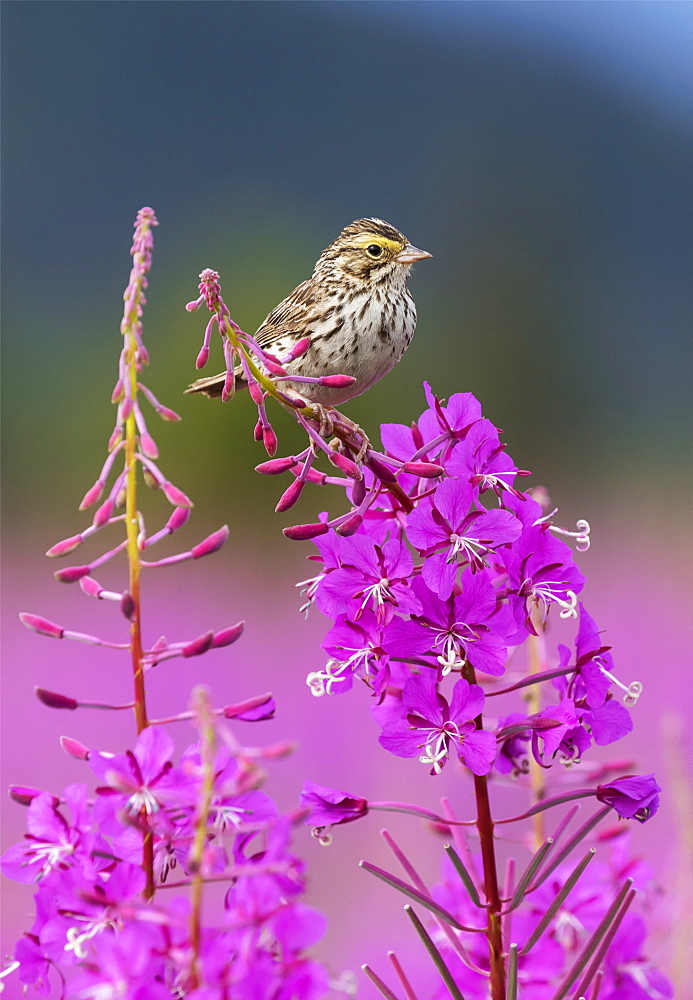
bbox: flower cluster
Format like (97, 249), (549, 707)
(3, 717), (327, 999)
(298, 384), (640, 783)
(1, 210), (329, 999)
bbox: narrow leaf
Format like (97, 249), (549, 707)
(360, 861), (468, 931)
(361, 964), (403, 1000)
(521, 849), (596, 955)
(506, 838), (553, 912)
(405, 906), (467, 1000)
(444, 844), (483, 908)
(572, 889), (636, 1000)
(549, 879), (634, 1000)
(388, 952), (419, 1000)
(506, 944), (519, 1000)
(529, 807), (610, 891)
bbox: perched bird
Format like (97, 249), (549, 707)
(186, 218), (432, 407)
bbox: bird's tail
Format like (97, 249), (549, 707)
(185, 372), (240, 398)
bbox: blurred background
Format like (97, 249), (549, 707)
(2, 1), (691, 994)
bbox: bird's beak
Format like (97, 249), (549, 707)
(394, 244), (433, 264)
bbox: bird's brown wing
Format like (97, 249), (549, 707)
(185, 278), (316, 398)
(253, 278), (317, 351)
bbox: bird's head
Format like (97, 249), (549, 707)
(315, 218), (432, 284)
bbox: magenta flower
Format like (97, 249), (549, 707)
(378, 675), (496, 775)
(384, 572), (511, 676)
(1, 785), (107, 885)
(90, 726), (188, 831)
(406, 477), (521, 598)
(596, 775), (661, 823)
(494, 712), (532, 776)
(300, 781), (369, 827)
(313, 611), (388, 696)
(444, 417), (526, 498)
(417, 383), (483, 461)
(502, 522), (585, 633)
(316, 534), (421, 625)
(530, 698), (592, 766)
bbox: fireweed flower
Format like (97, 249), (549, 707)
(316, 534), (421, 625)
(444, 416), (529, 500)
(0, 784), (108, 885)
(596, 775), (662, 823)
(89, 726), (184, 832)
(405, 477), (522, 598)
(501, 510), (586, 633)
(299, 781), (369, 828)
(378, 675), (497, 775)
(309, 610), (388, 697)
(384, 571), (512, 676)
(556, 602), (642, 710)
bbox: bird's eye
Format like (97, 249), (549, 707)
(365, 244), (383, 259)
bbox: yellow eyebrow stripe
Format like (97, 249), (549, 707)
(351, 235), (403, 253)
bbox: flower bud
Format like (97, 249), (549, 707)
(275, 478), (305, 513)
(108, 428), (124, 452)
(139, 433), (159, 460)
(80, 480), (104, 510)
(288, 336), (311, 360)
(224, 693), (275, 721)
(283, 522), (329, 541)
(9, 786), (52, 806)
(161, 482), (193, 508)
(402, 461), (445, 478)
(54, 565), (91, 584)
(263, 359), (288, 375)
(211, 622), (245, 647)
(60, 736), (90, 760)
(121, 592), (136, 620)
(20, 613), (64, 638)
(93, 498), (115, 528)
(256, 456), (298, 475)
(336, 513), (363, 536)
(168, 507), (192, 532)
(191, 525), (229, 559)
(300, 468), (327, 485)
(248, 380), (264, 406)
(318, 375), (356, 388)
(35, 688), (77, 711)
(328, 451), (362, 481)
(365, 456), (398, 483)
(182, 631), (214, 657)
(350, 477), (367, 507)
(157, 405), (182, 422)
(196, 345), (210, 369)
(46, 534), (82, 558)
(221, 374), (236, 403)
(263, 425), (278, 457)
(79, 576), (103, 598)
